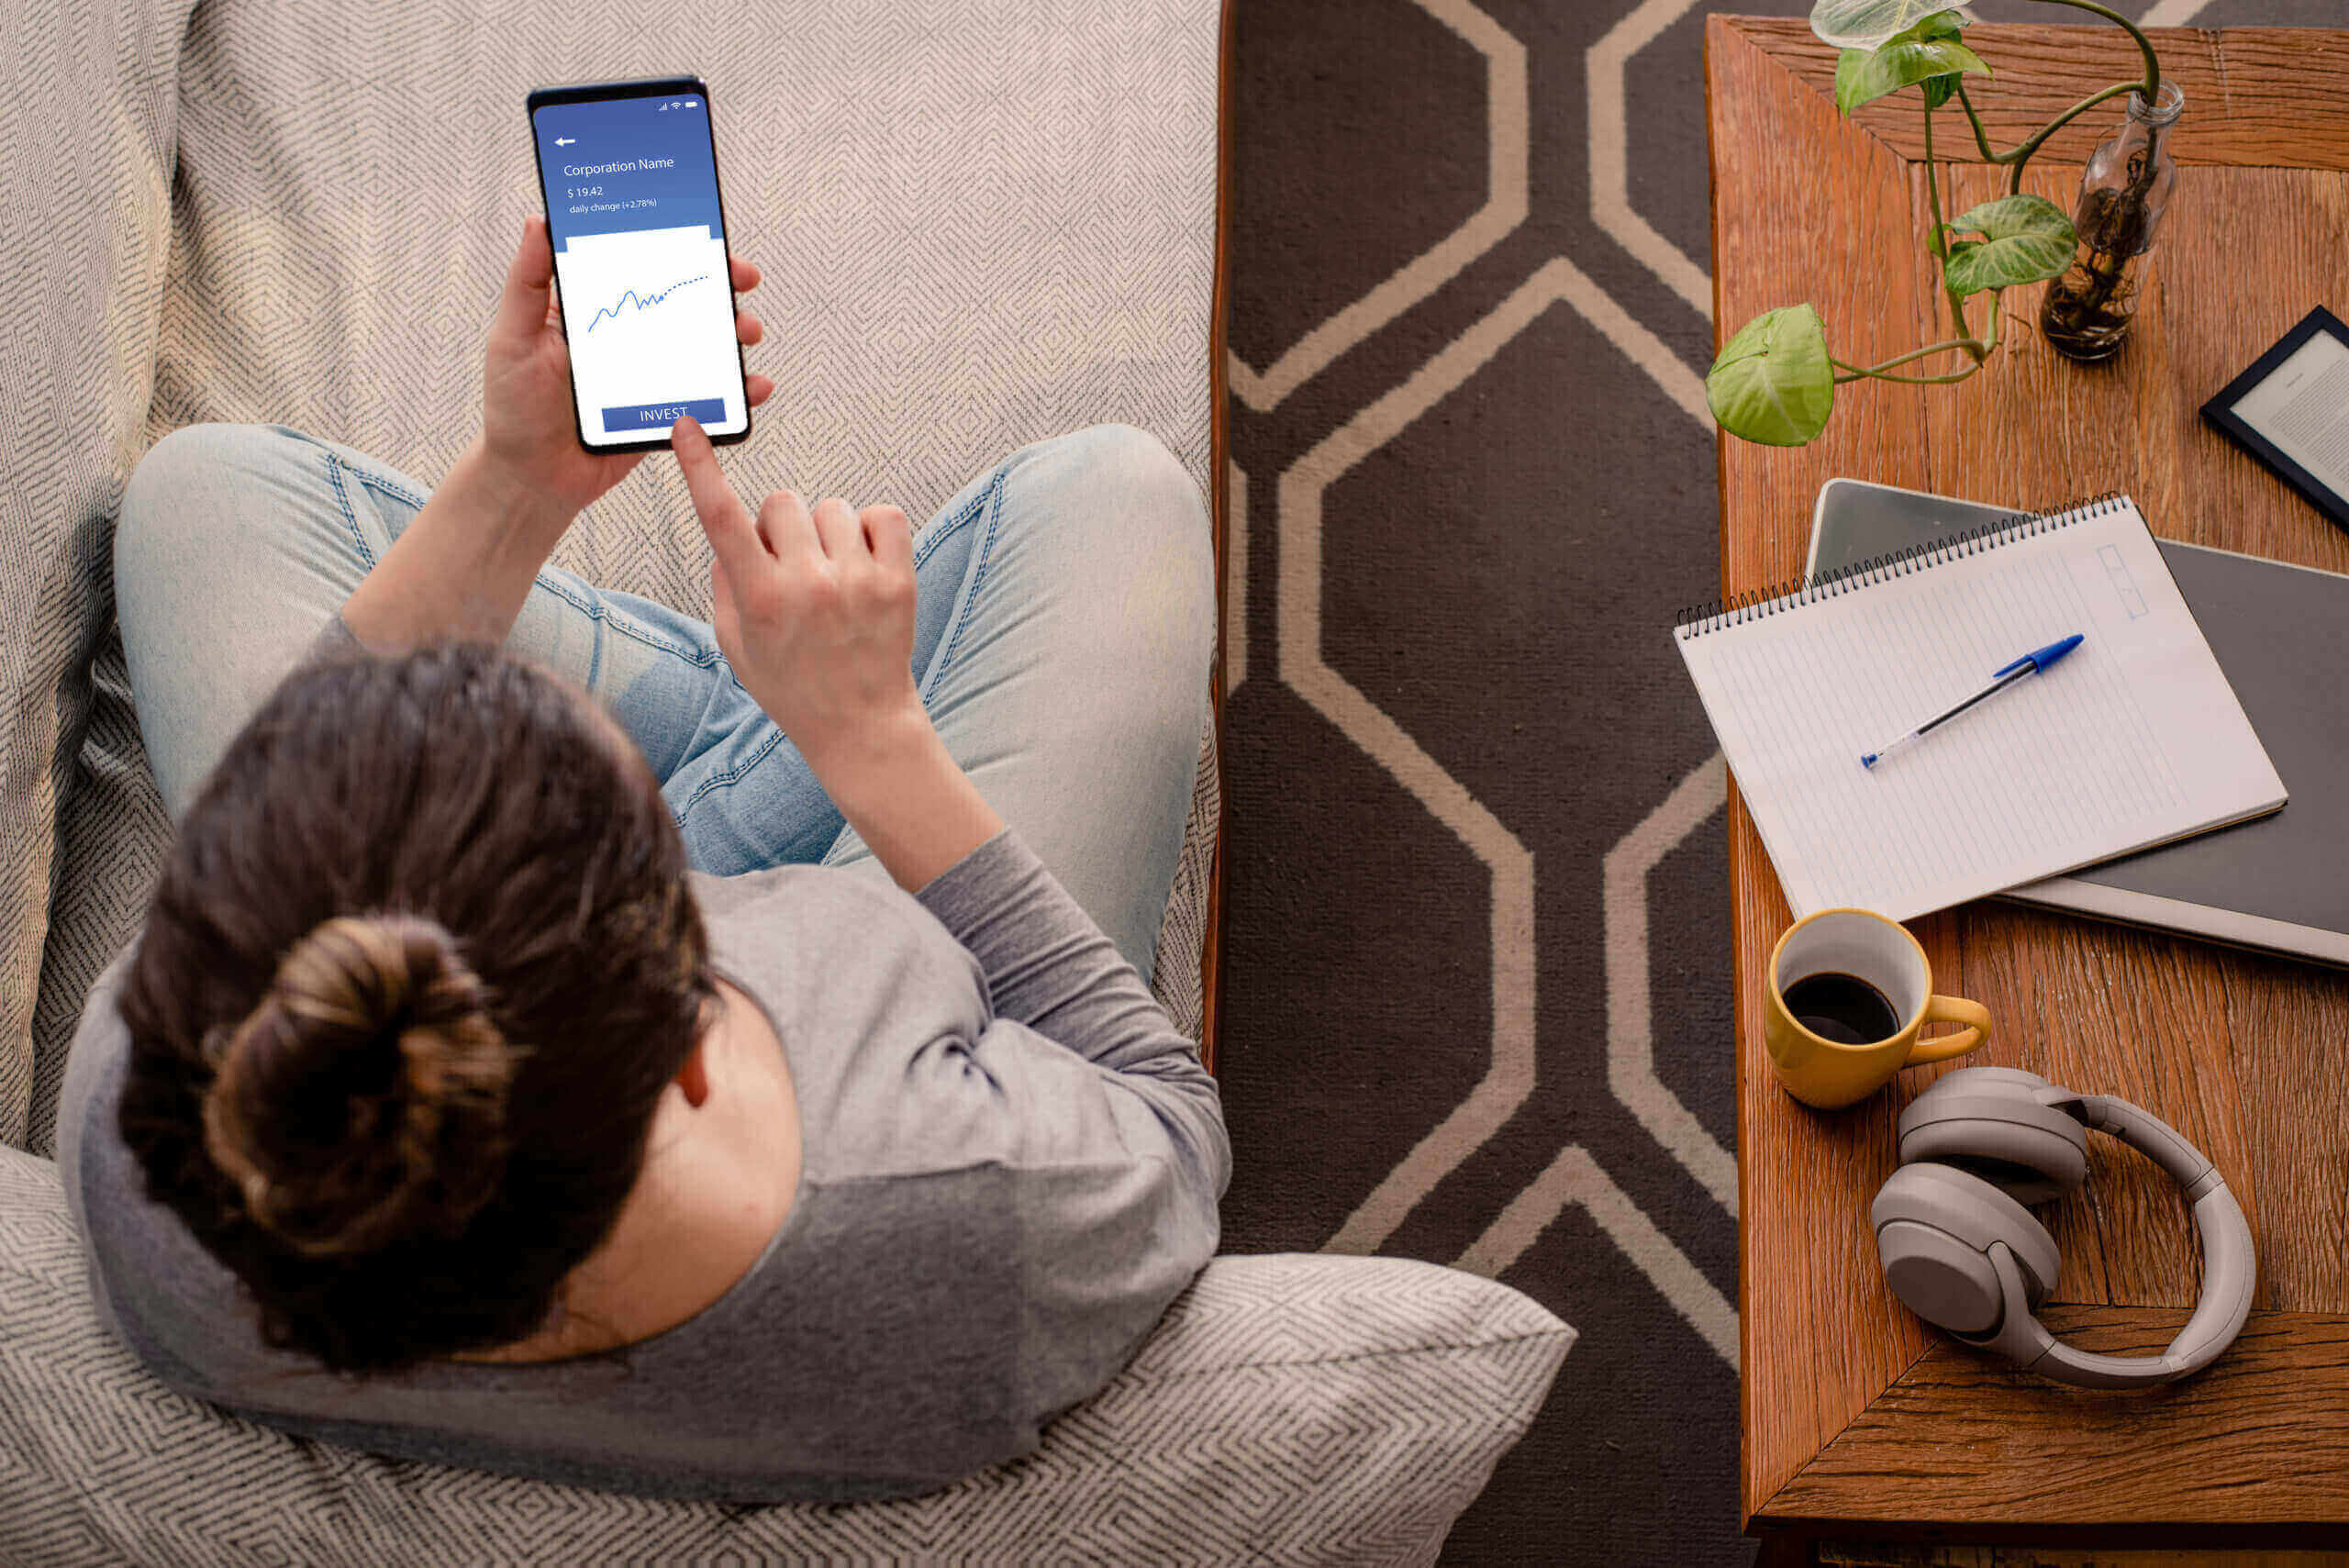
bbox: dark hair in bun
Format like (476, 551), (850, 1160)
(118, 642), (716, 1374)
(200, 914), (518, 1261)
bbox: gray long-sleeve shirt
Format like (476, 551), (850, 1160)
(59, 829), (1230, 1504)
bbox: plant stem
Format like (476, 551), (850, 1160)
(1952, 1), (2162, 193)
(1954, 83), (2001, 161)
(1922, 95), (1945, 235)
(2000, 83), (2143, 194)
(2031, 0), (2160, 106)
(1920, 99), (1981, 353)
(1839, 337), (1980, 375)
(1954, 80), (2139, 174)
(1832, 361), (1984, 386)
(1831, 295), (2002, 384)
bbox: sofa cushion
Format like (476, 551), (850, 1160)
(0, 1145), (1572, 1564)
(28, 0), (1224, 1153)
(0, 0), (196, 1151)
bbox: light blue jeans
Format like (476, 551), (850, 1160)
(112, 422), (1214, 982)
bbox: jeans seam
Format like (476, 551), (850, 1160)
(355, 470), (430, 511)
(673, 722), (788, 820)
(932, 470), (1009, 681)
(912, 484), (987, 573)
(322, 454), (379, 570)
(533, 573), (725, 669)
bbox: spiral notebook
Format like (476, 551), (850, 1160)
(1674, 494), (2287, 923)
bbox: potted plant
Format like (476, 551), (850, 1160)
(1707, 0), (2168, 447)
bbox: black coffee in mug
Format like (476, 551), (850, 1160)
(1784, 971), (1901, 1045)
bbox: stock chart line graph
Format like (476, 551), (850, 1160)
(581, 272), (711, 334)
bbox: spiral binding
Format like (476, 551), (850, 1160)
(1674, 491), (2128, 638)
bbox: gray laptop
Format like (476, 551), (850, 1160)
(1809, 478), (2349, 967)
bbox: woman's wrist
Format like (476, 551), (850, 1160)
(448, 439), (578, 550)
(805, 705), (1004, 892)
(797, 700), (932, 792)
(338, 439), (579, 651)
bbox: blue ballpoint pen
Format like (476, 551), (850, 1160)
(1862, 633), (2085, 770)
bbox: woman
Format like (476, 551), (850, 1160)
(57, 216), (1226, 1503)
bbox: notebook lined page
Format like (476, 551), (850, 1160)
(1676, 498), (2285, 921)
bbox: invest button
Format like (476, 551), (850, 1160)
(601, 397), (726, 430)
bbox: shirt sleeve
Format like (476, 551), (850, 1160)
(914, 829), (1229, 1202)
(913, 830), (1230, 1422)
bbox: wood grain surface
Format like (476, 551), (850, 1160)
(1733, 18), (2349, 172)
(1780, 1308), (2349, 1527)
(1820, 1546), (2349, 1568)
(1709, 14), (2349, 1541)
(1710, 10), (1939, 1523)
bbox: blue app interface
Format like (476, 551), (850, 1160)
(532, 91), (747, 445)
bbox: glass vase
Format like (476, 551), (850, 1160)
(2039, 82), (2183, 363)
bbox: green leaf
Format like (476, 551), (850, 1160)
(1833, 49), (1873, 113)
(1810, 0), (1974, 51)
(1939, 194), (2076, 296)
(1832, 23), (1988, 116)
(1911, 10), (1970, 107)
(1707, 305), (1834, 448)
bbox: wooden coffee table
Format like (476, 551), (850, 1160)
(1707, 17), (2349, 1551)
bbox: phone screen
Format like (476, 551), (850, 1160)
(529, 81), (750, 450)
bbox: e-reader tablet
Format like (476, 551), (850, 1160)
(2201, 306), (2349, 533)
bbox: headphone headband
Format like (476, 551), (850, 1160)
(2064, 1092), (2212, 1190)
(1876, 1068), (2254, 1389)
(2065, 1094), (2254, 1379)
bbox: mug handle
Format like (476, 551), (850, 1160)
(1906, 995), (1990, 1064)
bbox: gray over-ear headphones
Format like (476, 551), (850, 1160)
(1872, 1065), (2255, 1388)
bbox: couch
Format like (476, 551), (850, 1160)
(0, 0), (1574, 1561)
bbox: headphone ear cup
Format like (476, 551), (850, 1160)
(1897, 1070), (2089, 1207)
(1876, 1217), (2005, 1335)
(1872, 1162), (2061, 1334)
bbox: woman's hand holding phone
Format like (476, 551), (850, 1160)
(337, 219), (773, 653)
(672, 417), (1003, 891)
(478, 216), (774, 520)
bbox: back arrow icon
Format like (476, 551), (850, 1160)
(555, 137), (575, 146)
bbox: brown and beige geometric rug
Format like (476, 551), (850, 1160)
(1212, 1), (2327, 1562)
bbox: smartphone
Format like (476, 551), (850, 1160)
(526, 75), (751, 452)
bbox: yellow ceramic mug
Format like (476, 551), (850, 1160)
(1764, 907), (1990, 1109)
